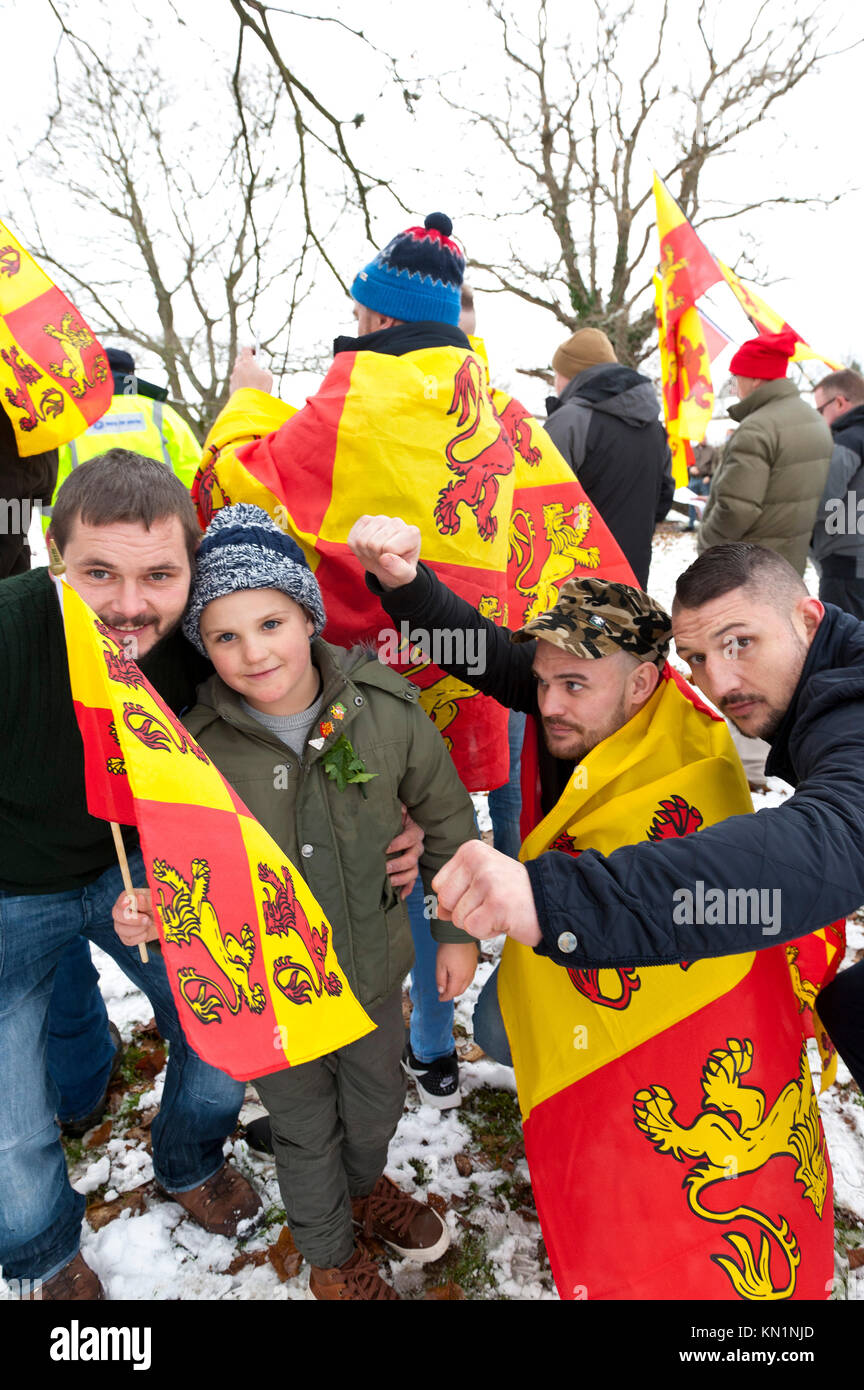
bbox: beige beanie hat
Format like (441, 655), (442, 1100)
(552, 327), (617, 380)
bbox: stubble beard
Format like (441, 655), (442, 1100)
(541, 694), (629, 763)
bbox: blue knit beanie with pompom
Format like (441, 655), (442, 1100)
(351, 212), (465, 325)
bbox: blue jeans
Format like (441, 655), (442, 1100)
(0, 850), (245, 1282)
(407, 879), (455, 1063)
(47, 936), (116, 1124)
(471, 966), (513, 1066)
(487, 710), (526, 860)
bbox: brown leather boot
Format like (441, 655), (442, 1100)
(309, 1246), (400, 1301)
(161, 1162), (261, 1236)
(27, 1252), (105, 1300)
(352, 1175), (449, 1263)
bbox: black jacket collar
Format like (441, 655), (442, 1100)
(832, 403), (864, 439)
(333, 321), (470, 359)
(766, 603), (864, 783)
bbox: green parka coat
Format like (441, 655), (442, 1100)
(698, 379), (832, 575)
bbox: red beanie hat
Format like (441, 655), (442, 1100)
(729, 329), (797, 380)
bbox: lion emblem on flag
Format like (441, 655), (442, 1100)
(434, 356), (514, 541)
(633, 1038), (827, 1300)
(153, 856), (266, 1024)
(258, 864), (342, 1004)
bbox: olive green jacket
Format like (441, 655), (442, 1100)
(183, 638), (477, 1009)
(698, 379), (832, 575)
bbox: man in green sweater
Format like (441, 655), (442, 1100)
(0, 450), (268, 1299)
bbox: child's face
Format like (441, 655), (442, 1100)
(200, 587), (318, 716)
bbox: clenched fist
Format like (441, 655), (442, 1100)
(347, 514), (421, 590)
(432, 841), (542, 947)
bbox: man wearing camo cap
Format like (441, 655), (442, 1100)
(513, 576), (670, 660)
(348, 515), (670, 1056)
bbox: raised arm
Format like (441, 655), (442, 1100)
(347, 514), (537, 713)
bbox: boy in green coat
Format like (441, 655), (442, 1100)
(116, 504), (477, 1300)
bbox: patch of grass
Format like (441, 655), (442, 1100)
(118, 1043), (146, 1086)
(60, 1134), (86, 1166)
(461, 1086), (524, 1165)
(434, 1230), (498, 1299)
(492, 1176), (536, 1215)
(255, 1203), (287, 1235)
(452, 1179), (483, 1219)
(408, 1156), (430, 1186)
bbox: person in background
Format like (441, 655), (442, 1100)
(222, 214), (492, 1111)
(44, 347), (202, 529)
(811, 367), (864, 620)
(698, 330), (832, 574)
(0, 407), (57, 578)
(543, 326), (674, 587)
(698, 330), (833, 789)
(683, 438), (715, 532)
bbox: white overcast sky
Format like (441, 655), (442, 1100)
(1, 0), (862, 425)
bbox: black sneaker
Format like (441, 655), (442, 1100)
(402, 1046), (461, 1110)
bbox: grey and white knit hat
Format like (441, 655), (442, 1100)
(183, 503), (326, 655)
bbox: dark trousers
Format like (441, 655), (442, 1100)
(253, 986), (406, 1268)
(819, 573), (864, 622)
(817, 959), (864, 1094)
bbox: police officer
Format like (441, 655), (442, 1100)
(43, 348), (201, 529)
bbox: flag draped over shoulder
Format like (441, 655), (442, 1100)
(0, 218), (112, 455)
(192, 347), (633, 791)
(717, 259), (842, 372)
(54, 574), (373, 1082)
(499, 669), (834, 1301)
(653, 174), (723, 487)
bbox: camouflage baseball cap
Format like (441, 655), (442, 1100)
(511, 577), (671, 667)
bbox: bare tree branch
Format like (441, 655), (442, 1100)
(450, 0), (863, 364)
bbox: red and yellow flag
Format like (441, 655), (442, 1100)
(500, 670), (834, 1301)
(0, 218), (112, 455)
(192, 349), (632, 791)
(653, 175), (723, 487)
(787, 923), (846, 1090)
(717, 259), (842, 371)
(54, 574), (373, 1082)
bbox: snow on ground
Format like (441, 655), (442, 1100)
(2, 521), (861, 1301)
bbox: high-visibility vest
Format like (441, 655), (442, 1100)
(44, 393), (203, 528)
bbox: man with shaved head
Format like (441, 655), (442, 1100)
(350, 518), (843, 1297)
(428, 541), (864, 1092)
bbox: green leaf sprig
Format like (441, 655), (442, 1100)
(321, 734), (378, 797)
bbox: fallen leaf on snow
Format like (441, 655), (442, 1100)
(85, 1120), (112, 1149)
(86, 1184), (150, 1231)
(227, 1249), (270, 1276)
(268, 1225), (303, 1282)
